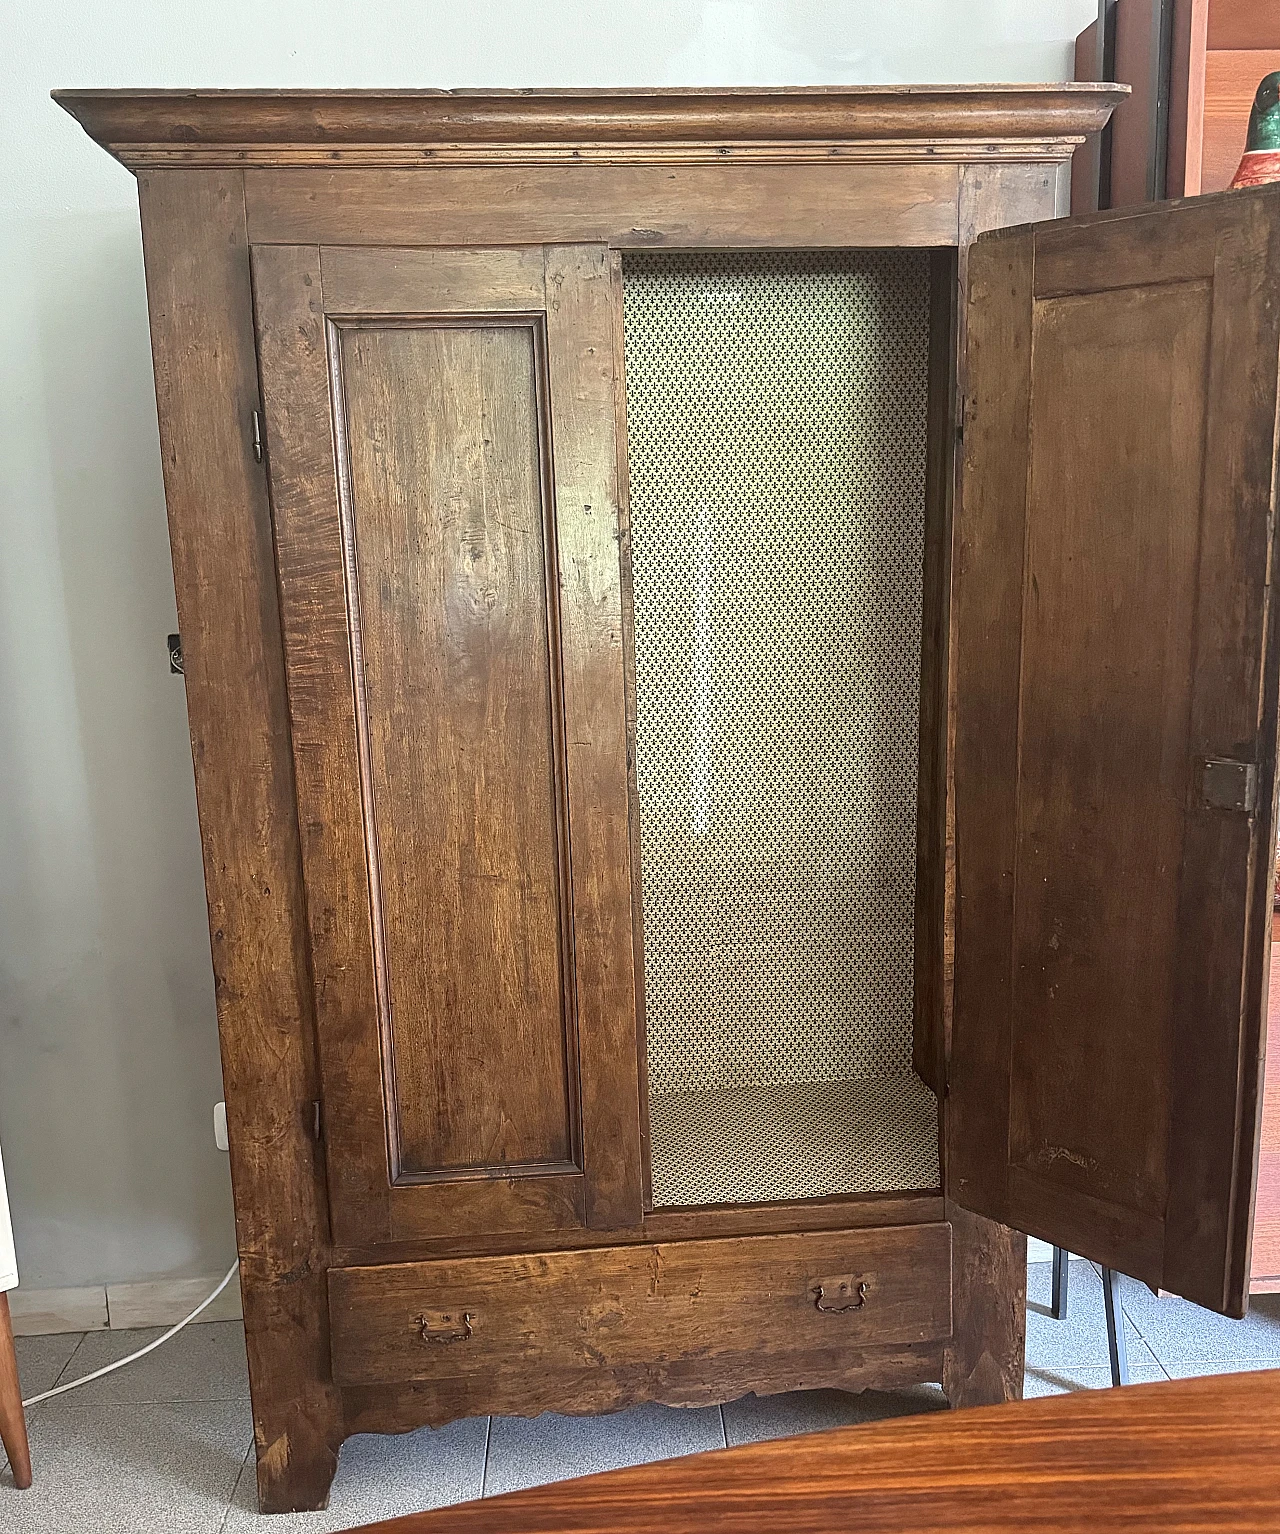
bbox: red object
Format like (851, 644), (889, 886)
(1230, 148), (1280, 186)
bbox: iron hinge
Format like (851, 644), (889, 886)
(251, 408), (264, 464)
(1202, 758), (1258, 813)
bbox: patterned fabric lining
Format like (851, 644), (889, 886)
(621, 250), (930, 1098)
(621, 251), (935, 1206)
(649, 1072), (941, 1207)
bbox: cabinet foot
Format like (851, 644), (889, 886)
(943, 1202), (1026, 1409)
(243, 1269), (344, 1514)
(254, 1426), (341, 1515)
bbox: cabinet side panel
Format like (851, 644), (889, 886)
(336, 321), (577, 1178)
(135, 171), (342, 1514)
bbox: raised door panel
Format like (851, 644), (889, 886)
(950, 188), (1280, 1316)
(252, 244), (642, 1247)
(338, 318), (574, 1181)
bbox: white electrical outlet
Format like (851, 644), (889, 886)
(213, 1101), (229, 1152)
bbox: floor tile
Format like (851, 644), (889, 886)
(1026, 1259), (1154, 1369)
(1023, 1362), (1169, 1398)
(484, 1402), (724, 1497)
(1121, 1286), (1280, 1367)
(0, 1400), (251, 1531)
(723, 1384), (946, 1447)
(221, 1415), (489, 1533)
(35, 1320), (249, 1405)
(11, 1332), (84, 1400)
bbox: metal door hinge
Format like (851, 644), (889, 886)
(1202, 758), (1258, 813)
(251, 409), (264, 464)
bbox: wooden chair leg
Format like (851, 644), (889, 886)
(0, 1293), (31, 1489)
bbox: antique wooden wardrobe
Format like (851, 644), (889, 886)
(58, 84), (1280, 1514)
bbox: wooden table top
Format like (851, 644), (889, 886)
(344, 1370), (1280, 1533)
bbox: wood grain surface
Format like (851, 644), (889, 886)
(951, 187), (1280, 1314)
(342, 1370), (1280, 1534)
(253, 242), (642, 1248)
(337, 318), (575, 1180)
(63, 86), (1140, 1513)
(51, 85), (1127, 171)
(243, 163), (963, 251)
(328, 1226), (953, 1391)
(135, 172), (344, 1514)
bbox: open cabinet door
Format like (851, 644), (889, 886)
(949, 186), (1280, 1316)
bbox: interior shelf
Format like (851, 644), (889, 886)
(648, 1071), (941, 1208)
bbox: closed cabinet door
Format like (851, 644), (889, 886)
(950, 186), (1280, 1316)
(252, 244), (643, 1248)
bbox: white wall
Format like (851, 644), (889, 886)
(0, 0), (1097, 1290)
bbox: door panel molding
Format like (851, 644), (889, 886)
(950, 186), (1280, 1315)
(252, 242), (643, 1246)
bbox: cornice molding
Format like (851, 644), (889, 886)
(53, 85), (1129, 171)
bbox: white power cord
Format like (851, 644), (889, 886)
(21, 1260), (240, 1408)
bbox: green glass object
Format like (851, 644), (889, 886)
(1230, 72), (1280, 187)
(1245, 73), (1280, 153)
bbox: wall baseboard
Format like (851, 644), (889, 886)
(9, 1270), (242, 1336)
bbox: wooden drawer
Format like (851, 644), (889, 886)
(328, 1223), (952, 1387)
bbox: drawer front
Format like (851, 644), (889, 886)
(328, 1223), (952, 1387)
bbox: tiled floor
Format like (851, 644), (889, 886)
(3, 1259), (1278, 1532)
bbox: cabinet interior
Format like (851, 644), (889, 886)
(620, 248), (944, 1208)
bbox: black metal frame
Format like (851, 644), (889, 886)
(1049, 1248), (1129, 1387)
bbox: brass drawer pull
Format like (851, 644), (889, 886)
(813, 1276), (869, 1313)
(415, 1310), (473, 1345)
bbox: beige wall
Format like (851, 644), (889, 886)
(0, 0), (1097, 1290)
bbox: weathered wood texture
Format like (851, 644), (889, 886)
(338, 319), (575, 1180)
(58, 87), (1139, 1516)
(135, 171), (343, 1514)
(942, 1202), (1026, 1408)
(254, 242), (642, 1247)
(951, 188), (1280, 1314)
(938, 161), (1063, 1095)
(348, 1370), (1280, 1534)
(340, 1342), (947, 1439)
(52, 85), (1127, 170)
(329, 1226), (952, 1402)
(244, 163), (964, 250)
(330, 1194), (948, 1269)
